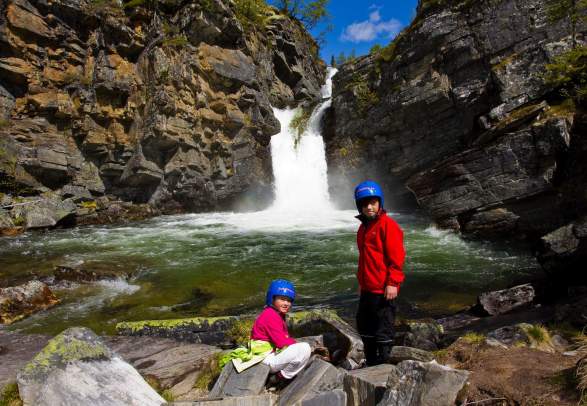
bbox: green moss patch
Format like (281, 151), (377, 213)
(22, 328), (111, 377)
(116, 316), (237, 334)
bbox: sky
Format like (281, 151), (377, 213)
(306, 0), (420, 62)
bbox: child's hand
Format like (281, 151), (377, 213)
(384, 285), (398, 300)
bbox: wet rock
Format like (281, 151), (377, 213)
(476, 284), (535, 316)
(278, 357), (344, 406)
(387, 346), (434, 364)
(0, 281), (60, 325)
(377, 360), (469, 406)
(343, 364), (395, 406)
(51, 265), (129, 285)
(209, 361), (269, 398)
(181, 394), (276, 405)
(435, 313), (481, 332)
(289, 310), (364, 369)
(487, 323), (556, 352)
(116, 316), (239, 347)
(16, 327), (165, 406)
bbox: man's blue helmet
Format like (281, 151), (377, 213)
(265, 279), (296, 306)
(354, 180), (384, 212)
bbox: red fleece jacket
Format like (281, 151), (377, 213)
(356, 210), (406, 294)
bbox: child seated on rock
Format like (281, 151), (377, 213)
(252, 279), (311, 384)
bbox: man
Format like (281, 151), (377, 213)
(354, 180), (406, 366)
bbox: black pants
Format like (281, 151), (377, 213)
(356, 291), (396, 366)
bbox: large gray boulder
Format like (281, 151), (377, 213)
(343, 364), (395, 406)
(172, 394), (276, 405)
(278, 357), (345, 406)
(476, 283), (535, 316)
(377, 361), (469, 406)
(209, 361), (270, 398)
(17, 327), (165, 406)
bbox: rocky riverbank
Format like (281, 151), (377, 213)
(1, 288), (586, 405)
(0, 0), (325, 236)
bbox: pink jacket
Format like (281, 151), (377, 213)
(250, 307), (296, 349)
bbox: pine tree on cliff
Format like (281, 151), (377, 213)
(330, 55), (336, 67)
(273, 0), (330, 29)
(547, 0), (587, 48)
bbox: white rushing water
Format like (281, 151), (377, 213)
(269, 67), (338, 214)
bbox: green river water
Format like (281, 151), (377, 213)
(0, 209), (539, 335)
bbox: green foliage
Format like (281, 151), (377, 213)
(335, 49), (356, 65)
(161, 390), (174, 402)
(289, 106), (313, 147)
(543, 45), (587, 102)
(0, 119), (10, 128)
(272, 0), (330, 30)
(369, 44), (383, 54)
(80, 201), (98, 210)
(13, 215), (26, 227)
(0, 382), (22, 406)
(234, 0), (270, 31)
(345, 74), (379, 117)
(226, 318), (254, 346)
(524, 324), (550, 344)
(546, 0), (587, 46)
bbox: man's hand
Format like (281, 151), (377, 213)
(384, 285), (398, 300)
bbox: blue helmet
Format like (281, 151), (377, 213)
(265, 279), (296, 306)
(354, 180), (384, 212)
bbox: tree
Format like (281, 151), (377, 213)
(547, 0), (587, 48)
(272, 0), (330, 30)
(330, 55), (336, 67)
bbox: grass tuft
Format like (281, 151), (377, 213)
(194, 352), (225, 391)
(0, 382), (22, 406)
(226, 318), (254, 347)
(461, 332), (485, 345)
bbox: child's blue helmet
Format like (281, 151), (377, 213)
(265, 279), (296, 306)
(354, 180), (384, 212)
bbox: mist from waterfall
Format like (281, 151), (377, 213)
(269, 67), (338, 214)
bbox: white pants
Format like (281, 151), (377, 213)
(262, 342), (311, 379)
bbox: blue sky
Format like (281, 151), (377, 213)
(306, 1), (420, 62)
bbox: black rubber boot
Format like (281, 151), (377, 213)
(362, 337), (379, 366)
(377, 343), (393, 364)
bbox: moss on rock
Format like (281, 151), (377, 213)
(21, 327), (111, 377)
(116, 316), (238, 334)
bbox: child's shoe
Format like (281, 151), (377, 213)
(266, 371), (291, 391)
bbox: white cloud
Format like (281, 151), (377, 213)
(340, 8), (402, 43)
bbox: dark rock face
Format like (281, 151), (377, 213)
(327, 0), (586, 279)
(0, 0), (325, 227)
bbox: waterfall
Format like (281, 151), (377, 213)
(270, 67), (338, 213)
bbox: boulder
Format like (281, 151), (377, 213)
(476, 284), (535, 316)
(278, 357), (344, 406)
(116, 316), (239, 347)
(13, 196), (76, 229)
(387, 346), (434, 364)
(176, 394), (276, 405)
(208, 361), (269, 398)
(299, 389), (346, 406)
(0, 281), (60, 325)
(16, 327), (165, 406)
(377, 360), (469, 406)
(52, 265), (130, 284)
(343, 364), (395, 406)
(486, 323), (556, 352)
(105, 336), (221, 399)
(289, 310), (364, 369)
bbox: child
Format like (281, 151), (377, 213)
(252, 279), (311, 383)
(354, 180), (406, 366)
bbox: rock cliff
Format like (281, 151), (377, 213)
(326, 0), (586, 280)
(0, 0), (325, 228)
